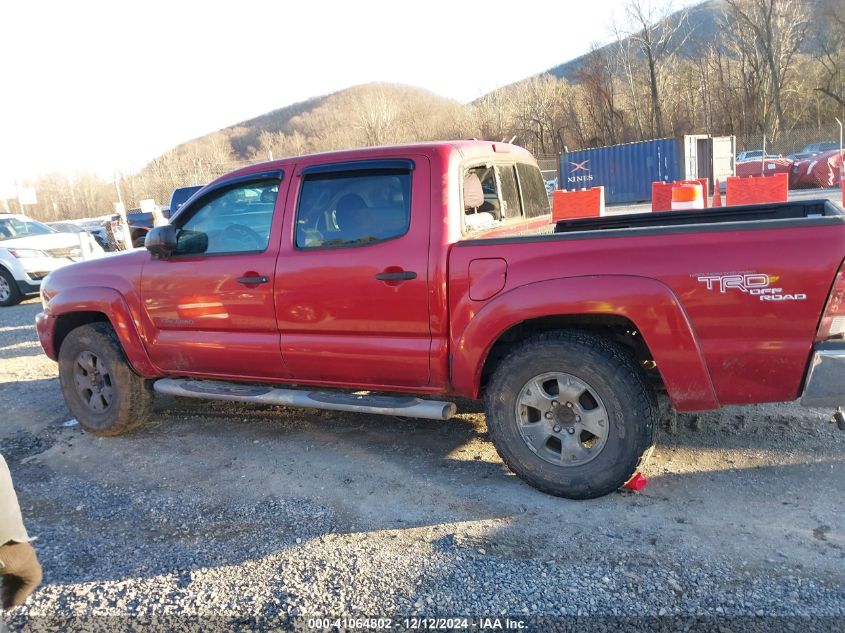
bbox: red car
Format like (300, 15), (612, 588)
(34, 141), (845, 498)
(736, 157), (793, 179)
(790, 149), (844, 188)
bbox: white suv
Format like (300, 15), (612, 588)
(0, 214), (104, 306)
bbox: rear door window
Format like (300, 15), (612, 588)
(295, 169), (412, 249)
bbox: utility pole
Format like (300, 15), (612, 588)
(113, 171), (124, 208)
(14, 180), (24, 214)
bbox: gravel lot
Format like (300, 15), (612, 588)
(1, 299), (843, 631)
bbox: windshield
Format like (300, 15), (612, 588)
(0, 216), (56, 241)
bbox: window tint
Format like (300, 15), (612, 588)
(296, 170), (411, 248)
(516, 163), (552, 218)
(498, 165), (522, 219)
(176, 179), (278, 255)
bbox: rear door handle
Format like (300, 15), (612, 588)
(374, 271), (417, 281)
(237, 275), (269, 285)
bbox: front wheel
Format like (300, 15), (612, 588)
(484, 331), (657, 499)
(0, 268), (23, 307)
(58, 323), (153, 436)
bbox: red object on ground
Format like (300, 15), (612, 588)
(726, 173), (789, 206)
(651, 181), (673, 211)
(653, 178), (709, 212)
(622, 473), (648, 491)
(712, 179), (722, 207)
(552, 186), (605, 220)
(671, 182), (704, 210)
(790, 150), (844, 189)
(736, 158), (793, 179)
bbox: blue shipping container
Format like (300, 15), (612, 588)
(561, 138), (683, 205)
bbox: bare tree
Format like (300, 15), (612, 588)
(621, 0), (692, 138)
(576, 46), (624, 145)
(724, 0), (807, 134)
(814, 0), (845, 113)
(510, 75), (570, 154)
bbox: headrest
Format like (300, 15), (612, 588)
(463, 173), (484, 209)
(335, 194), (369, 228)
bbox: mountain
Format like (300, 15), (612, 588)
(545, 1), (723, 82)
(166, 84), (465, 163)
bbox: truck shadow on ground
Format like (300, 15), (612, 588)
(8, 397), (845, 592)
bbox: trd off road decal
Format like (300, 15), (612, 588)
(695, 272), (807, 301)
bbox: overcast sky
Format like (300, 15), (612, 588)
(0, 0), (667, 192)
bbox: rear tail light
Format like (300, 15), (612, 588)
(817, 260), (845, 340)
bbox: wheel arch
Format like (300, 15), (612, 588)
(480, 313), (655, 388)
(54, 311), (110, 357)
(42, 287), (159, 377)
(451, 275), (719, 412)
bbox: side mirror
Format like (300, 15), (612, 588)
(145, 225), (177, 259)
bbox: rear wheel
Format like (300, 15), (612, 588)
(0, 268), (23, 307)
(58, 323), (153, 436)
(484, 331), (657, 499)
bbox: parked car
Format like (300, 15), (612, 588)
(736, 150), (782, 162)
(787, 141), (840, 162)
(799, 141), (839, 155)
(34, 140), (845, 500)
(47, 219), (112, 251)
(169, 185), (205, 217)
(71, 217), (113, 251)
(736, 157), (794, 178)
(46, 221), (85, 234)
(0, 213), (103, 306)
(790, 149), (844, 189)
(126, 208), (171, 248)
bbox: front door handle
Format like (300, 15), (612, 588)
(237, 275), (269, 285)
(374, 271), (417, 281)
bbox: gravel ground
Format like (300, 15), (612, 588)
(1, 299), (843, 632)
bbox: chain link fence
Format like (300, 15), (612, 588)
(735, 124), (843, 159)
(734, 124), (843, 189)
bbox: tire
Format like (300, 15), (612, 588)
(0, 268), (24, 307)
(58, 323), (153, 436)
(484, 330), (657, 499)
(132, 236), (146, 249)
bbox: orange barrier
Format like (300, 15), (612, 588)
(652, 178), (709, 212)
(553, 187), (605, 220)
(671, 182), (704, 210)
(651, 182), (673, 212)
(725, 173), (788, 206)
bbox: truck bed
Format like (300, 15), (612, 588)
(553, 200), (842, 235)
(450, 197), (845, 408)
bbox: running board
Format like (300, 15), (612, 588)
(153, 378), (457, 421)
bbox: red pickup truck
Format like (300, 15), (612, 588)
(35, 141), (845, 499)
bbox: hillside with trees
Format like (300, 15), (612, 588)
(8, 0), (844, 220)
